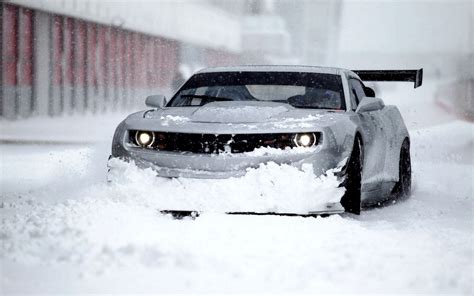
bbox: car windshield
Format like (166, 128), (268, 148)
(168, 71), (346, 110)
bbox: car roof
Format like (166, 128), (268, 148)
(196, 65), (348, 76)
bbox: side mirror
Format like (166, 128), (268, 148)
(356, 97), (385, 113)
(145, 95), (167, 109)
(364, 86), (376, 97)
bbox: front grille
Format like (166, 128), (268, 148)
(129, 131), (319, 154)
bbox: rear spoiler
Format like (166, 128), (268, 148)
(353, 68), (423, 88)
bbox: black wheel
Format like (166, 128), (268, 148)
(392, 139), (411, 199)
(340, 137), (363, 215)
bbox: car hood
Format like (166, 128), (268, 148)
(124, 101), (350, 134)
(187, 101), (291, 123)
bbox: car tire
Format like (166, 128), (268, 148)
(340, 137), (363, 215)
(392, 139), (411, 199)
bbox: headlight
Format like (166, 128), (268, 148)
(293, 133), (317, 147)
(135, 131), (155, 147)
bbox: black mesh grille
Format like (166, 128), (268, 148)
(129, 131), (319, 154)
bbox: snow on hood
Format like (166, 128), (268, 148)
(189, 101), (290, 123)
(137, 103), (347, 133)
(159, 115), (190, 126)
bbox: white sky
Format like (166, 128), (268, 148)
(338, 0), (473, 54)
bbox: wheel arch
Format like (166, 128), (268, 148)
(354, 130), (364, 166)
(396, 136), (411, 174)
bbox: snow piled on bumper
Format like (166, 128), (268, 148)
(107, 158), (344, 214)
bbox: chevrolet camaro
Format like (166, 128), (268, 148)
(109, 65), (423, 216)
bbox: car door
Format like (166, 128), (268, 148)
(349, 78), (396, 191)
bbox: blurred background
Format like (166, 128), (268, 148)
(0, 0), (472, 122)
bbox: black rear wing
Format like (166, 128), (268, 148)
(353, 68), (423, 88)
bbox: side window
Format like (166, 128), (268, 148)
(349, 79), (366, 110)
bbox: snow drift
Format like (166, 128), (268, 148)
(107, 158), (344, 214)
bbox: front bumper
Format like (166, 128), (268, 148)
(107, 145), (348, 215)
(109, 144), (340, 179)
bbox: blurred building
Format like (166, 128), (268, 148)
(0, 0), (342, 119)
(275, 0), (343, 66)
(240, 0), (294, 64)
(0, 0), (243, 119)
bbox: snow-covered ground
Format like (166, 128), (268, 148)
(0, 112), (128, 144)
(0, 84), (473, 294)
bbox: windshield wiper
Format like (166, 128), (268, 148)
(181, 94), (234, 101)
(288, 105), (335, 110)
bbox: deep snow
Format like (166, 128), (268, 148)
(107, 158), (344, 214)
(0, 82), (473, 294)
(1, 120), (472, 294)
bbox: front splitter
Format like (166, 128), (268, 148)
(160, 208), (345, 219)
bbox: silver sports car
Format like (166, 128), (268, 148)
(109, 65), (422, 215)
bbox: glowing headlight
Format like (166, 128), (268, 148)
(135, 131), (155, 147)
(293, 133), (317, 147)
